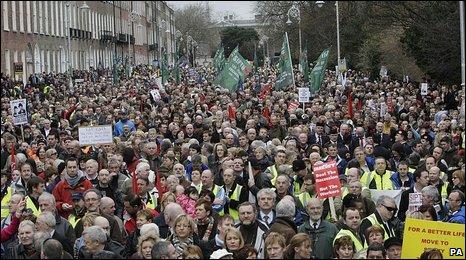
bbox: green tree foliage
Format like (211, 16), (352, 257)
(220, 27), (259, 60)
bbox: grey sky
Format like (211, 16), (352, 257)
(167, 1), (257, 21)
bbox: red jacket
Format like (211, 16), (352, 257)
(53, 176), (93, 219)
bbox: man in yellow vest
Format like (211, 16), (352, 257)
(360, 157), (394, 190)
(333, 207), (367, 256)
(360, 195), (398, 245)
(1, 170), (13, 218)
(264, 150), (288, 186)
(222, 169), (247, 221)
(201, 169), (226, 214)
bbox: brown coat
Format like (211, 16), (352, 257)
(266, 217), (297, 244)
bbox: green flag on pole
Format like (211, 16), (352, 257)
(213, 46), (251, 93)
(213, 45), (225, 73)
(161, 47), (169, 84)
(174, 42), (180, 84)
(275, 33), (294, 90)
(300, 47), (309, 85)
(309, 48), (330, 94)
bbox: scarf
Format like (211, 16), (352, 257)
(65, 170), (84, 189)
(171, 233), (193, 257)
(195, 216), (214, 241)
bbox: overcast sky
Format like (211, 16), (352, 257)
(167, 1), (257, 21)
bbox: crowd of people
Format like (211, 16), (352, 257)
(0, 61), (465, 259)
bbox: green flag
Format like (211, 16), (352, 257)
(275, 33), (294, 90)
(174, 42), (180, 84)
(253, 45), (259, 73)
(300, 47), (309, 85)
(213, 45), (225, 73)
(213, 46), (252, 93)
(310, 48), (330, 94)
(161, 48), (169, 84)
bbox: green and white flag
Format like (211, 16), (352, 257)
(213, 45), (226, 73)
(310, 48), (330, 94)
(275, 33), (294, 90)
(161, 48), (169, 84)
(213, 46), (251, 93)
(300, 47), (309, 85)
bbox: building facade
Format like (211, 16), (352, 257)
(1, 1), (175, 83)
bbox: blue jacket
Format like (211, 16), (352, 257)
(444, 206), (465, 224)
(390, 171), (415, 190)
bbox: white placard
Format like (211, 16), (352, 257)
(150, 89), (161, 101)
(370, 189), (403, 211)
(10, 99), (28, 125)
(420, 83), (428, 96)
(78, 125), (113, 146)
(298, 87), (310, 103)
(408, 192), (423, 212)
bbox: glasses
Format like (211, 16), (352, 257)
(452, 176), (458, 179)
(50, 152), (57, 156)
(382, 204), (397, 213)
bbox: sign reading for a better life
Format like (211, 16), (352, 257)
(313, 161), (341, 199)
(402, 218), (465, 259)
(78, 125), (113, 146)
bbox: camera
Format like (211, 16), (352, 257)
(22, 208), (33, 215)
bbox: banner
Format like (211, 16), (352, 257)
(300, 47), (309, 85)
(10, 99), (28, 125)
(313, 161), (341, 199)
(275, 33), (294, 90)
(401, 218), (465, 259)
(310, 48), (330, 94)
(369, 189), (402, 209)
(78, 125), (113, 146)
(213, 46), (251, 93)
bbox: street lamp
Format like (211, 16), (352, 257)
(65, 1), (89, 92)
(128, 10), (141, 65)
(260, 35), (269, 66)
(192, 40), (198, 67)
(316, 1), (340, 65)
(287, 2), (301, 59)
(186, 34), (193, 66)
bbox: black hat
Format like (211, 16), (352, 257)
(292, 159), (306, 172)
(384, 237), (403, 249)
(329, 128), (338, 135)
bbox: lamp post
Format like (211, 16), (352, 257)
(192, 40), (198, 67)
(65, 1), (89, 93)
(128, 10), (140, 65)
(186, 34), (193, 66)
(175, 30), (183, 57)
(287, 2), (301, 59)
(316, 1), (340, 65)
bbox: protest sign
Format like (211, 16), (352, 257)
(408, 192), (423, 212)
(402, 218), (465, 259)
(370, 189), (402, 209)
(78, 125), (113, 146)
(10, 99), (28, 125)
(313, 161), (341, 199)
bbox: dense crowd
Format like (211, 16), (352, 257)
(0, 62), (465, 259)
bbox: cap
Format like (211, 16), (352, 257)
(210, 249), (233, 259)
(292, 159), (306, 172)
(71, 193), (83, 201)
(384, 237), (403, 249)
